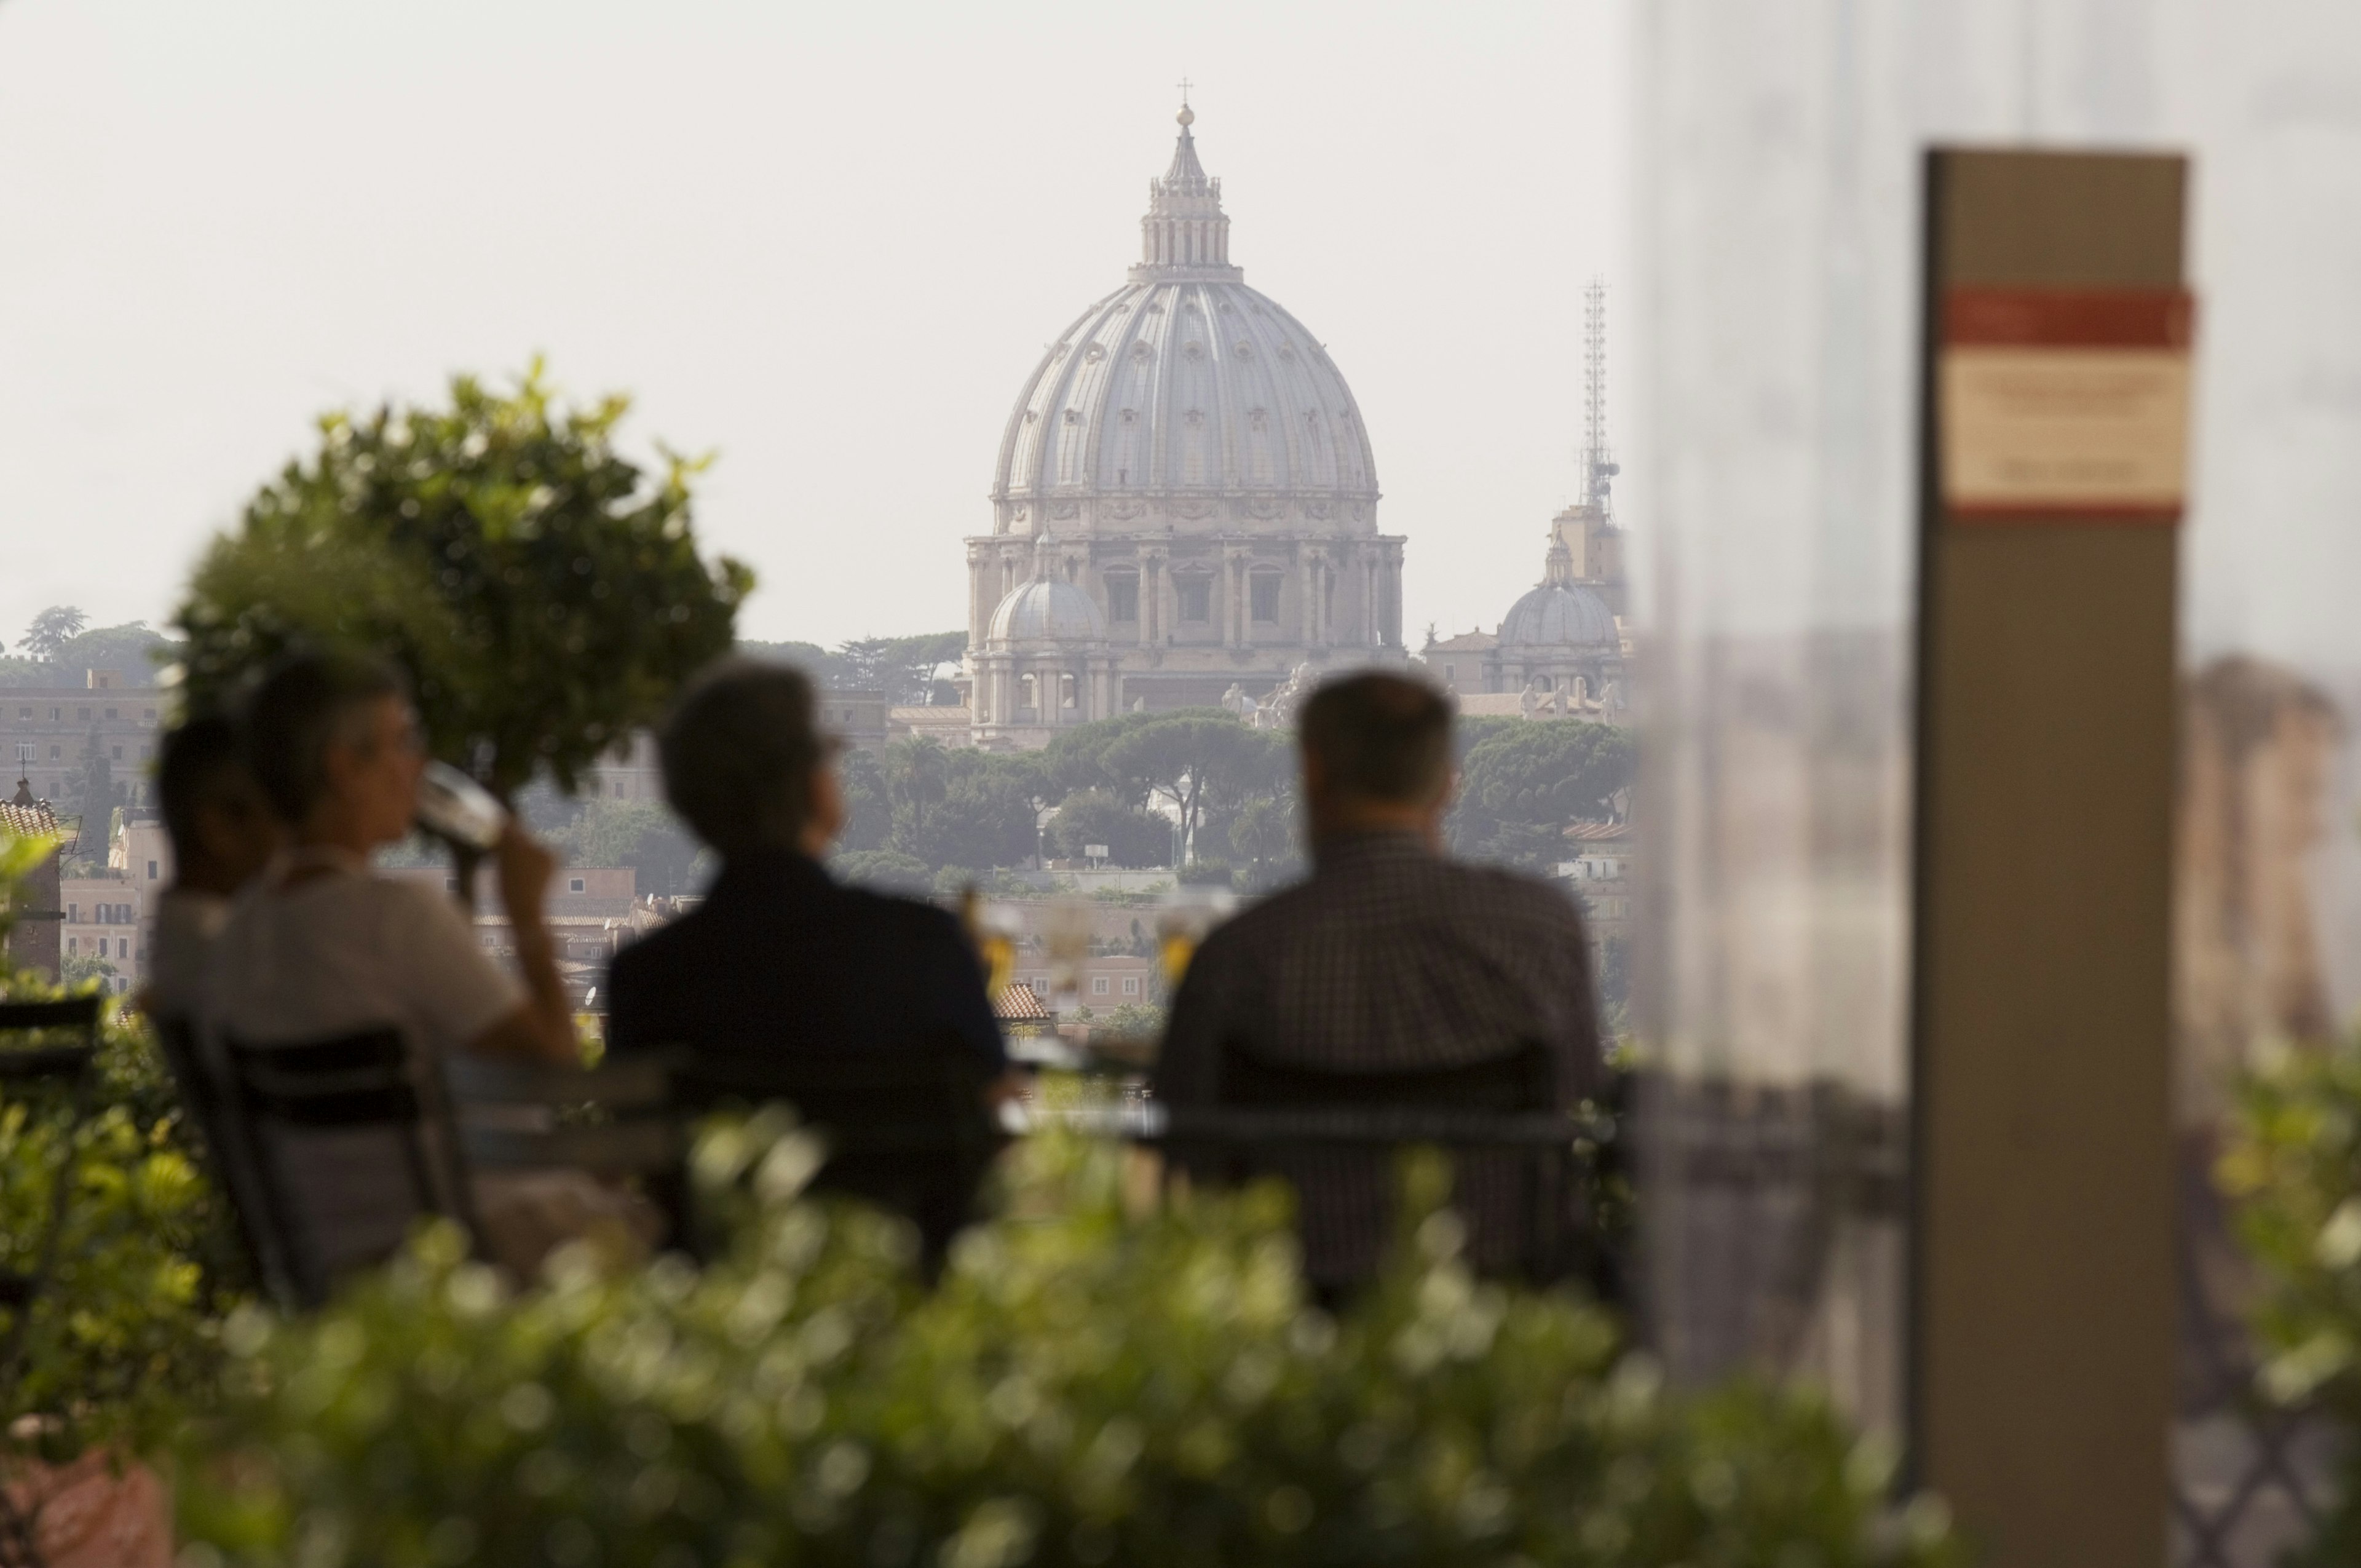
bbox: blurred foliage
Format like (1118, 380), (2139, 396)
(1449, 723), (1636, 873)
(0, 994), (240, 1479)
(2220, 1032), (2361, 1564)
(178, 1115), (1959, 1568)
(171, 362), (751, 800)
(1046, 790), (1168, 868)
(739, 633), (966, 708)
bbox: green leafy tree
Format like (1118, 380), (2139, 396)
(1099, 711), (1286, 864)
(829, 847), (932, 893)
(738, 638), (856, 689)
(841, 632), (967, 705)
(1449, 721), (1637, 871)
(548, 797), (708, 896)
(909, 764), (1043, 871)
(18, 605), (87, 660)
(1047, 788), (1169, 866)
(59, 951), (118, 992)
(1037, 708), (1164, 804)
(835, 747), (892, 852)
(173, 363), (751, 805)
(880, 738), (947, 847)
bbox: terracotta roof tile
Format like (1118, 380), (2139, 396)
(993, 981), (1054, 1023)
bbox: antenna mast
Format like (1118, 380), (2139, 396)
(1580, 276), (1616, 517)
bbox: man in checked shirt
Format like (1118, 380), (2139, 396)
(1151, 671), (1608, 1295)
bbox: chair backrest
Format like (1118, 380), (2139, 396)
(669, 1043), (1005, 1274)
(151, 1015), (275, 1291)
(441, 1051), (681, 1177)
(1174, 1038), (1588, 1291)
(218, 1028), (473, 1310)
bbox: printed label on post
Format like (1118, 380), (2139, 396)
(1939, 288), (2195, 523)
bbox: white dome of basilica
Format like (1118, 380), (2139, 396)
(1500, 581), (1619, 649)
(991, 107), (1378, 506)
(989, 573), (1107, 644)
(960, 102), (1408, 750)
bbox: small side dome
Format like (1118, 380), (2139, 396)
(989, 577), (1107, 644)
(1499, 582), (1618, 649)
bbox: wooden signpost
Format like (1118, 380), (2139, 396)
(1911, 149), (2189, 1566)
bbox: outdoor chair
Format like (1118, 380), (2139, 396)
(669, 1044), (1007, 1277)
(216, 1029), (476, 1311)
(1154, 1040), (1613, 1298)
(0, 997), (101, 1389)
(151, 1016), (276, 1291)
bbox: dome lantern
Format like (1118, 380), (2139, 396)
(1133, 100), (1242, 283)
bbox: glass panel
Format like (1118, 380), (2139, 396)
(1636, 2), (2361, 1543)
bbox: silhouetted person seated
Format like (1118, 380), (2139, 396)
(202, 651), (651, 1275)
(1152, 671), (1608, 1293)
(143, 715), (281, 1028)
(606, 661), (1008, 1258)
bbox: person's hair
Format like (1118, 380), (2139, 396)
(1298, 671), (1454, 805)
(156, 714), (255, 852)
(660, 658), (826, 856)
(241, 651), (409, 825)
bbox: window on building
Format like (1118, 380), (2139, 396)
(48, 708), (60, 721)
(139, 745), (151, 760)
(569, 877), (586, 893)
(1176, 574), (1212, 622)
(65, 936), (76, 955)
(66, 905), (77, 923)
(103, 708), (117, 720)
(612, 780), (625, 798)
(110, 745), (122, 761)
(48, 746), (60, 760)
(142, 709), (155, 721)
(1107, 572), (1140, 622)
(14, 707), (26, 719)
(1060, 673), (1078, 708)
(1092, 975), (1110, 995)
(1123, 976), (1141, 996)
(117, 937), (128, 959)
(146, 860), (157, 879)
(1250, 571), (1281, 622)
(1021, 673), (1038, 710)
(1535, 675), (1552, 691)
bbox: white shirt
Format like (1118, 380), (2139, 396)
(146, 885), (233, 1024)
(202, 850), (522, 1058)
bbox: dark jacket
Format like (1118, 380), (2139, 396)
(606, 849), (1005, 1071)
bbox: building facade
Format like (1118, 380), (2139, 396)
(0, 670), (168, 817)
(961, 103), (1407, 745)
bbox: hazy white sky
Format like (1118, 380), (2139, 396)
(0, 0), (1627, 654)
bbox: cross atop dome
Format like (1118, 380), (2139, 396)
(1135, 100), (1240, 282)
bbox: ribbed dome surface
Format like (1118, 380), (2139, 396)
(989, 577), (1107, 643)
(991, 111), (1377, 509)
(1500, 583), (1619, 648)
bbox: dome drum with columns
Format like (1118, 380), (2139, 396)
(962, 104), (1406, 745)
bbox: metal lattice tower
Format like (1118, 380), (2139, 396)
(1580, 277), (1615, 515)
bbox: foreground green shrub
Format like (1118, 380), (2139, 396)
(180, 1117), (1957, 1568)
(0, 991), (237, 1515)
(2221, 1032), (2361, 1564)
